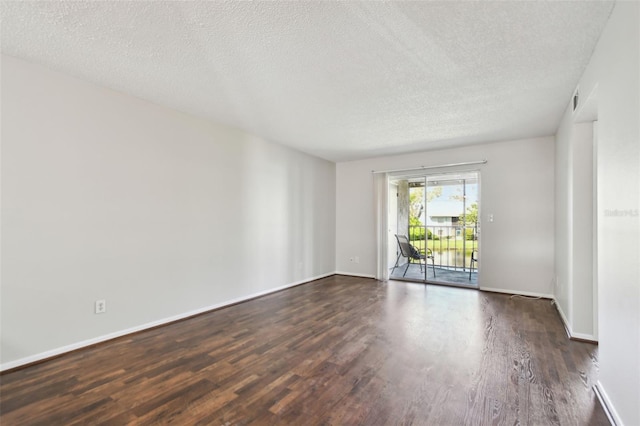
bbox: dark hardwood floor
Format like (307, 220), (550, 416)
(0, 275), (608, 425)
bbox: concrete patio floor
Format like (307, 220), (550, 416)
(390, 263), (478, 287)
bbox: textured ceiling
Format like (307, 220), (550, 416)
(1, 1), (614, 161)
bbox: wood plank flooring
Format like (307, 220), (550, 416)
(0, 275), (609, 425)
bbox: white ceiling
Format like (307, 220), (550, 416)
(1, 1), (614, 162)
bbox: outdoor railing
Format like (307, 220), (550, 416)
(408, 224), (478, 272)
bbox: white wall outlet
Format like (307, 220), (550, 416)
(95, 299), (106, 314)
(488, 213), (494, 222)
(355, 256), (360, 264)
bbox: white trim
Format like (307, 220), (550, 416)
(592, 120), (599, 342)
(594, 381), (622, 426)
(553, 298), (598, 342)
(479, 287), (553, 299)
(0, 272), (335, 372)
(569, 332), (598, 341)
(555, 299), (572, 332)
(372, 160), (487, 174)
(374, 172), (389, 281)
(335, 271), (377, 279)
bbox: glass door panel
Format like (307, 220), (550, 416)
(389, 171), (479, 288)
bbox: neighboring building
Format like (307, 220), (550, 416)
(421, 201), (464, 227)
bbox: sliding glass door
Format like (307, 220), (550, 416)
(388, 171), (479, 287)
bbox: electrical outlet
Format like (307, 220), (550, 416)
(95, 299), (106, 314)
(355, 256), (360, 264)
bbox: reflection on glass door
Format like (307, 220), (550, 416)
(389, 171), (479, 287)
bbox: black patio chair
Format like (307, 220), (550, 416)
(392, 234), (436, 278)
(469, 250), (477, 280)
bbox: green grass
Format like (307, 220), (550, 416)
(411, 238), (477, 254)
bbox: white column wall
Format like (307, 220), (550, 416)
(559, 2), (639, 424)
(555, 109), (573, 326)
(554, 115), (595, 339)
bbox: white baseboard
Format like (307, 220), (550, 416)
(479, 286), (553, 299)
(334, 271), (376, 279)
(552, 298), (598, 342)
(0, 272), (335, 372)
(554, 299), (572, 333)
(594, 381), (622, 426)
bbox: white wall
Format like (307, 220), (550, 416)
(336, 137), (555, 296)
(0, 55), (336, 369)
(388, 182), (399, 269)
(554, 114), (595, 339)
(554, 110), (573, 328)
(571, 123), (595, 336)
(566, 2), (639, 424)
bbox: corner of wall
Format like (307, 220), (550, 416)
(594, 381), (625, 426)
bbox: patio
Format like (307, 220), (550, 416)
(390, 263), (478, 287)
